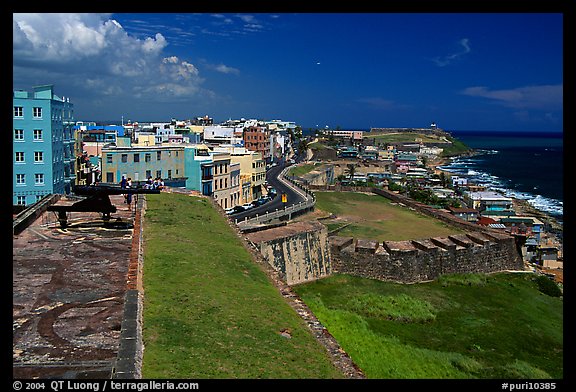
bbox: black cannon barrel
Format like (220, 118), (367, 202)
(73, 185), (161, 196)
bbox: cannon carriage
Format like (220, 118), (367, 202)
(47, 184), (160, 228)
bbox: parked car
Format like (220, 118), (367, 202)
(242, 203), (254, 210)
(252, 197), (268, 207)
(227, 205), (246, 214)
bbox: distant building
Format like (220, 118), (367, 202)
(448, 206), (479, 222)
(13, 85), (75, 205)
(100, 143), (186, 186)
(212, 152), (233, 209)
(463, 191), (514, 216)
(325, 129), (363, 141)
(244, 126), (271, 162)
(183, 144), (213, 196)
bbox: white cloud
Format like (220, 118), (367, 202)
(432, 38), (471, 67)
(13, 13), (208, 105)
(461, 84), (563, 110)
(215, 64), (240, 75)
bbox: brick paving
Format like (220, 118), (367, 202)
(13, 194), (137, 379)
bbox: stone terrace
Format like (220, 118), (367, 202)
(13, 194), (137, 379)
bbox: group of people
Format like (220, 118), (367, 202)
(119, 176), (133, 210)
(119, 175), (166, 211)
(144, 176), (165, 190)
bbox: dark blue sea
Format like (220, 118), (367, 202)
(441, 131), (564, 221)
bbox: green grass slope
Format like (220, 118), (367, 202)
(141, 193), (343, 379)
(293, 273), (563, 379)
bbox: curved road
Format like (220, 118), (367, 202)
(231, 162), (309, 222)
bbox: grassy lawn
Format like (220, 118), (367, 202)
(141, 193), (344, 379)
(293, 273), (563, 379)
(367, 132), (442, 143)
(288, 163), (321, 177)
(314, 191), (463, 241)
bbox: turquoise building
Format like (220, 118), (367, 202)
(184, 145), (213, 195)
(13, 85), (75, 206)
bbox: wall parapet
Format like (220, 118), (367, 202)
(331, 232), (524, 284)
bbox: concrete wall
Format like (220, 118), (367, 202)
(245, 221), (331, 285)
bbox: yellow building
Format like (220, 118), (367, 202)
(213, 146), (266, 201)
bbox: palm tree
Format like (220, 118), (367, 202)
(345, 163), (356, 181)
(298, 139), (309, 161)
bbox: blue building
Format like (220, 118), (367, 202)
(184, 145), (213, 195)
(13, 85), (75, 206)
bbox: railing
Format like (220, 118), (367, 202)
(235, 166), (315, 229)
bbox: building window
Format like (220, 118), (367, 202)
(17, 196), (26, 206)
(35, 173), (44, 185)
(107, 154), (113, 164)
(146, 170), (151, 179)
(157, 151), (162, 160)
(16, 174), (25, 185)
(36, 195), (44, 202)
(33, 129), (43, 141)
(145, 153), (151, 162)
(134, 153), (140, 163)
(15, 152), (25, 163)
(167, 169), (172, 179)
(14, 129), (24, 140)
(14, 106), (23, 117)
(106, 172), (114, 183)
(156, 170), (162, 178)
(121, 154), (128, 163)
(34, 151), (44, 163)
(33, 107), (42, 118)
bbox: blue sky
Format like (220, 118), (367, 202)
(13, 12), (564, 132)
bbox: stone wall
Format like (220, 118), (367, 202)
(330, 231), (524, 284)
(245, 221), (331, 285)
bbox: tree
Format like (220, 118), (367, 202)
(298, 139), (309, 161)
(345, 163), (356, 181)
(439, 171), (449, 187)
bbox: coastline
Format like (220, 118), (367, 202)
(429, 154), (563, 236)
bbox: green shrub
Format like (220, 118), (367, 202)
(534, 274), (562, 297)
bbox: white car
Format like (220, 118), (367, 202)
(242, 203), (254, 210)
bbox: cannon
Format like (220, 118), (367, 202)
(47, 184), (160, 228)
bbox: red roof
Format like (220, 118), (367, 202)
(477, 216), (497, 226)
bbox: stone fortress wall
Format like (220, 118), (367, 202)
(244, 186), (525, 286)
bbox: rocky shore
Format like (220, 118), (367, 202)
(429, 154), (563, 237)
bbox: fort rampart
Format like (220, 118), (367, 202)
(330, 231), (524, 284)
(245, 185), (525, 285)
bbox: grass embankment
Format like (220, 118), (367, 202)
(293, 273), (563, 379)
(141, 193), (343, 378)
(314, 191), (463, 241)
(287, 163), (321, 178)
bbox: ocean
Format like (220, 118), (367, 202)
(441, 131), (564, 221)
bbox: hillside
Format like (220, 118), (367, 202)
(293, 272), (563, 379)
(140, 193), (344, 378)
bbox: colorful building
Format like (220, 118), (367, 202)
(13, 85), (75, 205)
(100, 143), (186, 186)
(183, 144), (213, 196)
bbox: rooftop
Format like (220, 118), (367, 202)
(13, 194), (137, 378)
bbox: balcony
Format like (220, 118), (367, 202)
(202, 174), (213, 181)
